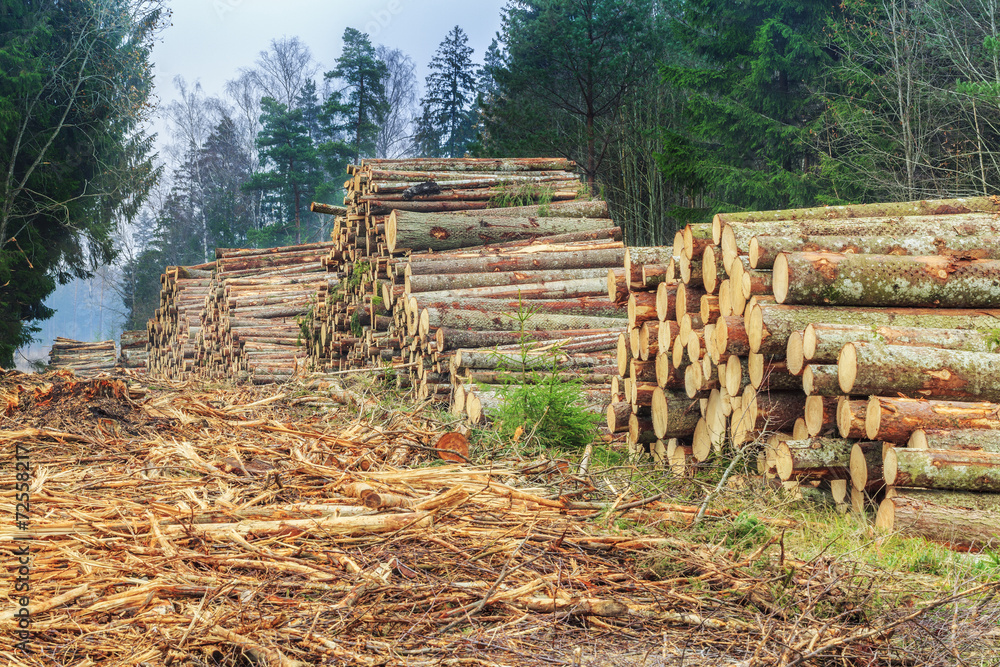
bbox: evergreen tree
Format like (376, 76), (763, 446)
(324, 28), (389, 164)
(482, 1), (665, 189)
(661, 0), (838, 214)
(0, 0), (163, 366)
(418, 26), (479, 158)
(246, 97), (322, 245)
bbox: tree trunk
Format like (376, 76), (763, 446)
(774, 251), (1000, 308)
(803, 323), (989, 364)
(424, 306), (623, 333)
(839, 342), (1000, 402)
(650, 388), (701, 439)
(864, 396), (1000, 442)
(876, 494), (1000, 549)
(750, 233), (1000, 269)
(908, 428), (1000, 452)
(406, 247), (625, 276)
(746, 303), (1000, 356)
(387, 211), (613, 252)
(775, 437), (855, 481)
(884, 447), (1000, 492)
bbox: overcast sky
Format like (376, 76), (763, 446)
(151, 0), (508, 141)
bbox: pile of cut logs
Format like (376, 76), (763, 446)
(146, 263), (213, 380)
(196, 243), (336, 384)
(47, 338), (117, 376)
(118, 330), (148, 371)
(625, 196), (1000, 548)
(305, 157), (635, 423)
(304, 157), (588, 371)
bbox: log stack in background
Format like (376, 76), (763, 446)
(304, 157), (636, 426)
(647, 195), (1000, 545)
(147, 263), (214, 380)
(118, 330), (148, 371)
(47, 338), (117, 376)
(196, 243), (337, 384)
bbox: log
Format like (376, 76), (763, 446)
(802, 323), (990, 364)
(802, 365), (841, 397)
(775, 437), (855, 481)
(730, 389), (807, 446)
(849, 441), (885, 492)
(773, 252), (1000, 308)
(413, 277), (611, 302)
(875, 495), (1000, 549)
(650, 388), (702, 439)
(836, 398), (868, 439)
(607, 402), (632, 433)
(884, 447), (1000, 492)
(423, 306), (624, 332)
(406, 267), (611, 294)
(838, 342), (1000, 402)
(746, 303), (1000, 356)
(804, 396), (838, 437)
(435, 327), (620, 352)
(908, 429), (1000, 453)
(386, 211), (613, 252)
(405, 247), (625, 275)
(750, 233), (1000, 269)
(363, 157), (578, 172)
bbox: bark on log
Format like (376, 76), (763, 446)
(773, 252), (1000, 308)
(775, 437), (855, 481)
(803, 365), (842, 397)
(434, 327), (616, 351)
(730, 389), (807, 446)
(406, 248), (625, 275)
(837, 397), (868, 439)
(750, 234), (1000, 269)
(424, 306), (624, 332)
(414, 277), (610, 302)
(650, 388), (702, 439)
(865, 397), (1000, 442)
(876, 495), (1000, 549)
(406, 267), (610, 293)
(803, 323), (990, 364)
(625, 247), (677, 290)
(908, 429), (1000, 452)
(746, 303), (1000, 356)
(386, 211), (613, 252)
(804, 395), (838, 437)
(884, 447), (1000, 492)
(839, 342), (1000, 402)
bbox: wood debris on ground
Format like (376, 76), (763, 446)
(1, 371), (997, 666)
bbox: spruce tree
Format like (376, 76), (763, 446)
(661, 0), (837, 214)
(418, 26), (479, 158)
(324, 28), (389, 164)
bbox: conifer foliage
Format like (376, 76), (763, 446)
(416, 26), (480, 158)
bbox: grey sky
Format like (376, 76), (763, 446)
(152, 0), (508, 124)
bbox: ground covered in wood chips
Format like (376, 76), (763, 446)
(2, 371), (999, 666)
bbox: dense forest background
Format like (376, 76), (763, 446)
(6, 0), (1000, 366)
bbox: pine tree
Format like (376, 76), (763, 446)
(419, 26), (479, 158)
(246, 98), (322, 245)
(324, 28), (389, 164)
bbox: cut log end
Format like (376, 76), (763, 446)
(802, 323), (818, 360)
(772, 253), (789, 303)
(837, 342), (857, 394)
(787, 331), (805, 375)
(865, 395), (881, 440)
(908, 429), (927, 449)
(883, 446), (899, 486)
(875, 497), (895, 531)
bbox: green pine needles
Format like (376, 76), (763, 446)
(487, 295), (599, 451)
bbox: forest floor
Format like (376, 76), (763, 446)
(1, 371), (999, 666)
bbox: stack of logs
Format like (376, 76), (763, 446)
(146, 263), (214, 380)
(621, 196), (1000, 548)
(47, 338), (117, 376)
(304, 157), (590, 372)
(118, 330), (148, 371)
(196, 243), (337, 384)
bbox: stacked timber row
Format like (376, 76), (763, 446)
(305, 157), (591, 372)
(48, 338), (117, 376)
(604, 245), (707, 467)
(663, 195), (1000, 543)
(146, 263), (214, 380)
(195, 243), (337, 384)
(118, 330), (148, 371)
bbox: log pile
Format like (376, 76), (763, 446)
(47, 338), (116, 376)
(304, 158), (590, 372)
(118, 330), (147, 371)
(146, 263), (214, 380)
(636, 196), (1000, 539)
(305, 157), (633, 424)
(195, 243), (337, 384)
